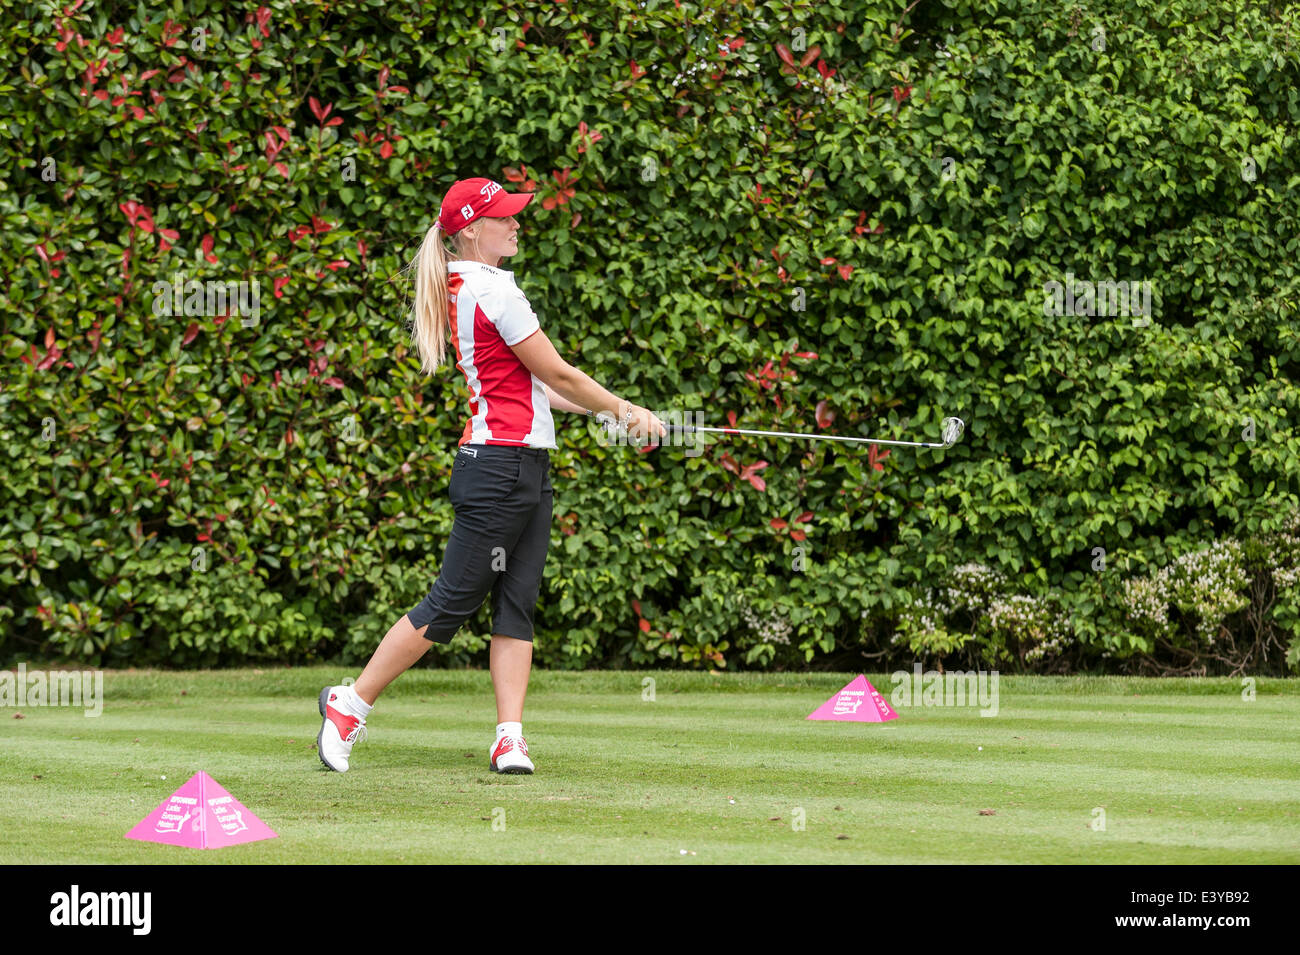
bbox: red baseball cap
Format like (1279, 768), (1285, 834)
(437, 178), (534, 235)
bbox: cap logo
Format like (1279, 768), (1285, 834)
(460, 203), (475, 221)
(480, 181), (503, 200)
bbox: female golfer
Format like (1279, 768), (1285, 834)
(317, 176), (664, 774)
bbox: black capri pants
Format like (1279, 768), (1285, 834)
(406, 444), (553, 643)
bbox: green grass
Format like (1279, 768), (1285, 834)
(3, 668), (1299, 864)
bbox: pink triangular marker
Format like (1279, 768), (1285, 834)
(806, 675), (898, 722)
(125, 771), (277, 849)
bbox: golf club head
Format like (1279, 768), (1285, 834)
(940, 417), (965, 448)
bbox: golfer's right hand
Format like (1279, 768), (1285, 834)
(627, 404), (667, 444)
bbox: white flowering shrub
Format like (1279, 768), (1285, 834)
(1114, 507), (1300, 673)
(892, 562), (1001, 662)
(987, 593), (1073, 665)
(1255, 507), (1300, 668)
(1120, 539), (1251, 645)
(891, 588), (973, 660)
(893, 563), (1072, 670)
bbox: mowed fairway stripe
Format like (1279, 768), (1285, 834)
(1, 670), (1296, 863)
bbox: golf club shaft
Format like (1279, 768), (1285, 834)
(663, 424), (949, 449)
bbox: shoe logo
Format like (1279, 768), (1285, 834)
(329, 693), (337, 702)
(492, 736), (527, 760)
(325, 705), (360, 743)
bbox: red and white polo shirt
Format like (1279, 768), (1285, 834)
(447, 260), (556, 450)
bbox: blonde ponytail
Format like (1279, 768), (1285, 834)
(411, 221), (452, 375)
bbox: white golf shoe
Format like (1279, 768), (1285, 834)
(489, 734), (534, 774)
(317, 686), (368, 772)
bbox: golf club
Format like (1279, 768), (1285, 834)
(593, 412), (966, 450)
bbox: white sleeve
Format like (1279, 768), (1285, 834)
(489, 284), (541, 346)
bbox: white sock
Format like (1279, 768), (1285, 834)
(496, 721), (522, 740)
(339, 684), (372, 718)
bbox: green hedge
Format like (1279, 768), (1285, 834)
(3, 0), (1299, 674)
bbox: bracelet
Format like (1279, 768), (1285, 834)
(588, 402), (635, 434)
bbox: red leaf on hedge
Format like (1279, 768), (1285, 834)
(629, 59), (645, 79)
(800, 45), (821, 68)
(815, 400), (835, 429)
(631, 599), (642, 616)
(797, 511), (814, 523)
(770, 518), (788, 530)
(795, 351), (818, 359)
(837, 263), (854, 280)
(790, 529), (806, 541)
(378, 66), (389, 90)
(774, 43), (795, 67)
(324, 377), (345, 389)
(741, 461), (768, 491)
(893, 84), (913, 102)
(727, 410), (738, 428)
(201, 233), (217, 263)
(638, 618), (651, 632)
(45, 328), (54, 348)
(37, 345), (62, 371)
(182, 323), (199, 346)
